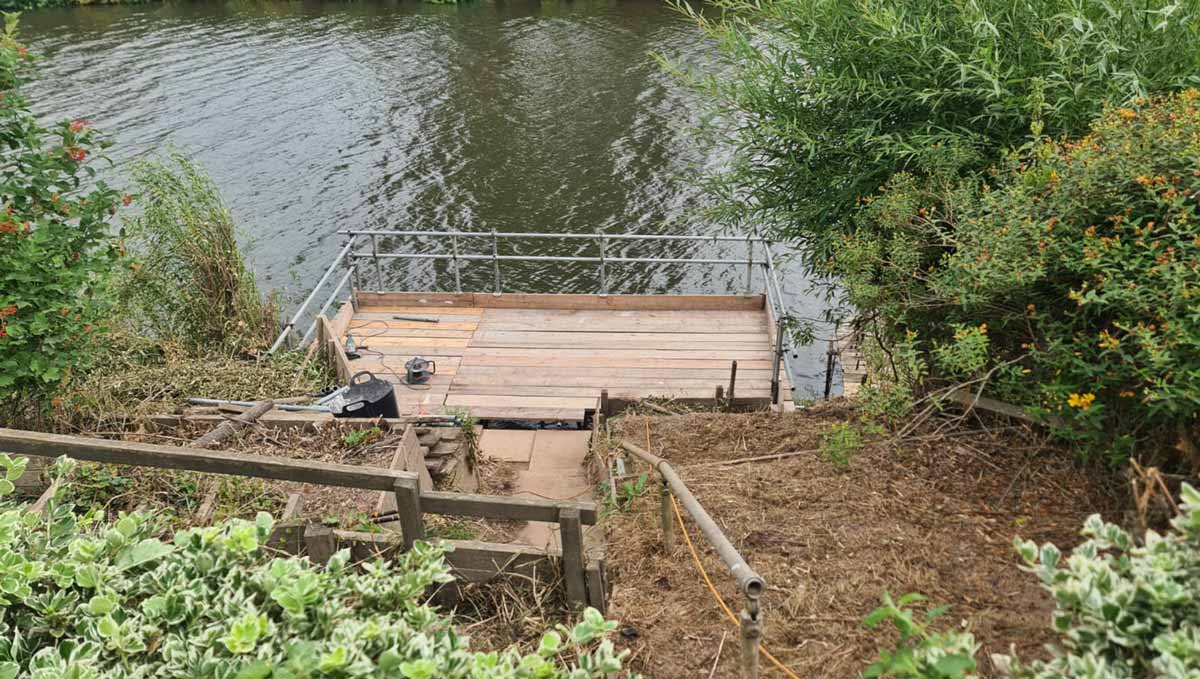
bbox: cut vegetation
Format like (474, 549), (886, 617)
(600, 404), (1122, 679)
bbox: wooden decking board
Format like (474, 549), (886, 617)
(356, 292), (765, 311)
(337, 293), (792, 420)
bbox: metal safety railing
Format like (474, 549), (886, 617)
(267, 229), (798, 403)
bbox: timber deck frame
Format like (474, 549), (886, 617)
(317, 292), (794, 422)
(274, 230), (799, 422)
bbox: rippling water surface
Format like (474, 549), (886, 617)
(21, 0), (832, 394)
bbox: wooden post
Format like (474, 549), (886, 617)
(585, 559), (608, 614)
(659, 480), (675, 553)
(715, 385), (724, 411)
(281, 493), (304, 520)
(727, 360), (738, 411)
(393, 476), (424, 550)
(600, 389), (610, 419)
(558, 507), (587, 608)
(193, 400), (274, 448)
(739, 607), (762, 679)
(304, 524), (336, 566)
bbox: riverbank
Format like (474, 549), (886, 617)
(599, 404), (1125, 679)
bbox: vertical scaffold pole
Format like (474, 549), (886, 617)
(451, 235), (462, 293)
(597, 234), (608, 296)
(491, 230), (501, 296)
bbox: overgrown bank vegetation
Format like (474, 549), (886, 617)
(686, 0), (1200, 464)
(0, 18), (322, 431)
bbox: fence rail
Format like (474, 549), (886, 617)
(619, 438), (766, 679)
(0, 427), (601, 607)
(266, 228), (800, 404)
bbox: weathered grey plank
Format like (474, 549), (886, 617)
(422, 490), (598, 525)
(0, 428), (417, 491)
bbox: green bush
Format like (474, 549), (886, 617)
(846, 92), (1200, 460)
(863, 593), (978, 679)
(865, 482), (1200, 679)
(683, 0), (1200, 270)
(0, 16), (129, 411)
(0, 454), (630, 679)
(1003, 483), (1200, 679)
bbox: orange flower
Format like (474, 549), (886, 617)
(122, 195), (132, 207)
(69, 119), (86, 132)
(67, 147), (86, 162)
(0, 305), (15, 317)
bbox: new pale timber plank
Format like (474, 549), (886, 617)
(444, 394), (600, 410)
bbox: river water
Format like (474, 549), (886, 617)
(20, 0), (832, 395)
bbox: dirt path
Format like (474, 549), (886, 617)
(601, 404), (1122, 679)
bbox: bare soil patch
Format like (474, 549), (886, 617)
(602, 401), (1123, 679)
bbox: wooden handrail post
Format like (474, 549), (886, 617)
(559, 507), (587, 608)
(394, 476), (425, 550)
(659, 480), (675, 553)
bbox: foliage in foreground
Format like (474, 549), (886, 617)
(0, 14), (129, 406)
(683, 0), (1200, 270)
(0, 455), (629, 679)
(850, 92), (1200, 461)
(867, 483), (1200, 679)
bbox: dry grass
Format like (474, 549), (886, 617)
(602, 401), (1123, 679)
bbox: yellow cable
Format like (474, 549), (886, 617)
(671, 489), (802, 679)
(646, 416), (800, 678)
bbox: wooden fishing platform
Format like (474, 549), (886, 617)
(318, 292), (794, 422)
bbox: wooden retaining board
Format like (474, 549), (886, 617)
(334, 292), (791, 420)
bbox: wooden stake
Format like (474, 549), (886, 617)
(727, 360), (738, 411)
(393, 476), (424, 550)
(304, 524), (336, 566)
(559, 507), (587, 608)
(193, 400), (274, 448)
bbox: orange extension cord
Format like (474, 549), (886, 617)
(642, 418), (799, 679)
(669, 494), (802, 679)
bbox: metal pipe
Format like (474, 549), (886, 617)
(619, 439), (764, 599)
(760, 237), (796, 403)
(299, 268), (354, 346)
(351, 261), (361, 309)
(267, 236), (358, 354)
(354, 252), (767, 266)
(771, 319), (785, 404)
(824, 339), (837, 399)
(371, 235), (384, 291)
(745, 237), (754, 294)
(597, 234), (608, 296)
(337, 229), (770, 244)
(451, 235), (462, 293)
(491, 230), (501, 295)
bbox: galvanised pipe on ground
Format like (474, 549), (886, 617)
(619, 439), (765, 600)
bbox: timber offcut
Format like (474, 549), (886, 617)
(320, 292), (794, 422)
